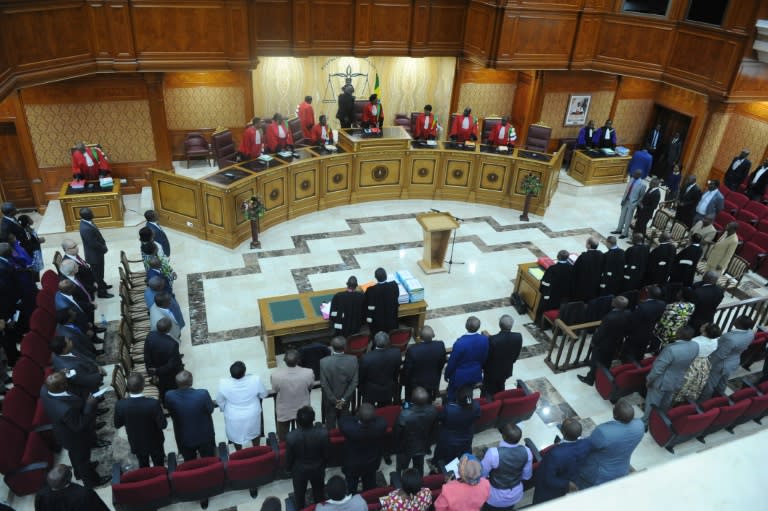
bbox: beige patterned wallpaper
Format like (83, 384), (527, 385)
(24, 101), (157, 168)
(693, 111), (730, 178)
(164, 86), (246, 130)
(456, 83), (516, 119)
(612, 99), (655, 146)
(540, 90), (615, 140)
(252, 56), (456, 133)
(713, 113), (768, 171)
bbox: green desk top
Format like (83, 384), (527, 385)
(309, 293), (335, 316)
(268, 299), (306, 323)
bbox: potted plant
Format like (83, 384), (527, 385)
(242, 196), (266, 248)
(519, 173), (543, 221)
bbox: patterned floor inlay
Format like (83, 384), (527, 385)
(524, 377), (597, 436)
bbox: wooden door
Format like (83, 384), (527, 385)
(649, 106), (692, 180)
(0, 123), (34, 208)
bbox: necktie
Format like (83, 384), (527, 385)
(625, 179), (636, 200)
(652, 131), (658, 148)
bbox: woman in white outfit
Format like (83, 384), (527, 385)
(216, 361), (269, 450)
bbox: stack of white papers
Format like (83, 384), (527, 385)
(257, 154), (273, 162)
(395, 270), (425, 302)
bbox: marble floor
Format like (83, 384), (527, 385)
(2, 169), (767, 510)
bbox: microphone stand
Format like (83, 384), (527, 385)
(431, 208), (464, 274)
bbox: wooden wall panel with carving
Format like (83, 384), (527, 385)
(252, 0), (292, 54)
(258, 169), (289, 229)
(571, 13), (601, 68)
(654, 82), (709, 174)
(722, 0), (760, 34)
(411, 0), (466, 56)
(496, 11), (578, 68)
(614, 76), (659, 100)
(730, 60), (768, 101)
(463, 1), (499, 66)
(665, 28), (743, 97)
(355, 0), (413, 55)
(319, 154), (353, 209)
(87, 0), (136, 68)
(592, 17), (673, 79)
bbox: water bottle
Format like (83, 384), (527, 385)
(100, 314), (107, 329)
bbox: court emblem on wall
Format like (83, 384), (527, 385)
(321, 58), (378, 103)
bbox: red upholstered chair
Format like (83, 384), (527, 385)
(740, 331), (768, 370)
(20, 332), (51, 369)
(0, 417), (53, 496)
(719, 184), (732, 200)
(40, 270), (60, 293)
(375, 404), (403, 456)
(473, 398), (502, 433)
(346, 332), (370, 359)
(392, 113), (412, 134)
(169, 455), (226, 509)
(735, 221), (757, 247)
(29, 308), (55, 340)
(724, 192), (749, 215)
(326, 428), (346, 468)
(111, 464), (172, 511)
(736, 232), (768, 270)
(695, 396), (751, 441)
(494, 380), (540, 426)
(713, 210), (736, 232)
(481, 117), (502, 144)
(648, 404), (719, 453)
(34, 291), (55, 316)
(736, 201), (768, 225)
(758, 217), (768, 234)
(211, 130), (238, 169)
(222, 436), (279, 498)
(542, 300), (587, 330)
(2, 387), (51, 434)
(525, 124), (552, 152)
(12, 356), (45, 397)
(388, 327), (412, 353)
(184, 132), (211, 168)
(360, 486), (395, 504)
(729, 384), (768, 426)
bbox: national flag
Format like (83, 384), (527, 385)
(373, 73), (381, 98)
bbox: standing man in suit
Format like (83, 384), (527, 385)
(593, 119), (617, 149)
(573, 400), (643, 489)
(264, 113), (294, 153)
(364, 268), (399, 335)
(361, 94), (383, 129)
(600, 236), (625, 295)
(0, 202), (26, 241)
(164, 370), (215, 460)
(55, 280), (92, 335)
(144, 210), (170, 258)
(745, 158), (768, 200)
(401, 325), (446, 402)
(644, 232), (676, 286)
(532, 419), (591, 504)
(705, 221), (739, 273)
(61, 239), (97, 300)
(693, 179), (724, 225)
(238, 117), (263, 159)
(578, 296), (631, 386)
(319, 336), (359, 429)
(538, 250), (572, 317)
(329, 276), (365, 337)
(271, 349), (315, 441)
(359, 331), (402, 406)
(34, 464), (110, 510)
(675, 175), (701, 228)
(393, 386), (438, 476)
(623, 234), (650, 291)
(56, 308), (98, 358)
(664, 132), (683, 177)
(114, 372), (167, 467)
(646, 124), (662, 155)
(723, 149), (751, 191)
(642, 326), (699, 423)
(633, 178), (662, 240)
(626, 145), (653, 179)
(572, 237), (604, 301)
(41, 372), (110, 488)
(704, 316), (755, 398)
(145, 317), (183, 399)
(488, 116), (517, 147)
(286, 406), (329, 510)
(336, 82), (355, 129)
(149, 292), (183, 341)
(670, 234), (703, 287)
(575, 120), (595, 149)
(413, 104), (438, 141)
(78, 208), (112, 298)
(444, 316), (488, 401)
(689, 271), (725, 330)
(338, 402), (387, 493)
(613, 170), (647, 239)
(622, 285), (666, 362)
(50, 336), (105, 399)
(298, 95), (315, 140)
(481, 315), (522, 398)
(58, 259), (97, 326)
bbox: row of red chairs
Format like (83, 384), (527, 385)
(0, 270), (60, 495)
(711, 209), (768, 278)
(595, 356), (657, 403)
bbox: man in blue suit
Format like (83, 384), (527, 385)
(164, 370), (215, 460)
(573, 400), (644, 489)
(532, 418), (592, 504)
(444, 316), (488, 402)
(144, 210), (171, 258)
(626, 144), (653, 178)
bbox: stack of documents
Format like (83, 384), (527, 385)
(528, 267), (545, 280)
(257, 154), (273, 162)
(395, 270), (425, 303)
(397, 283), (410, 304)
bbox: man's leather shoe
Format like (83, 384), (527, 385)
(577, 374), (594, 386)
(619, 235), (628, 239)
(93, 326), (106, 333)
(96, 408), (109, 416)
(105, 284), (113, 289)
(94, 439), (111, 448)
(610, 230), (621, 234)
(97, 292), (114, 299)
(95, 421), (107, 430)
(85, 475), (111, 488)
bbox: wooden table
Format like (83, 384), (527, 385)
(513, 262), (543, 321)
(258, 288), (428, 368)
(568, 149), (631, 185)
(58, 180), (123, 231)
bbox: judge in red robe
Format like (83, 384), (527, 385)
(362, 94), (383, 129)
(298, 96), (315, 140)
(449, 108), (478, 143)
(413, 104), (437, 140)
(311, 115), (334, 146)
(71, 142), (110, 180)
(264, 113), (294, 153)
(238, 117), (263, 159)
(488, 116), (517, 147)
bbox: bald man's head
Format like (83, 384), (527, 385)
(411, 387), (430, 406)
(156, 317), (172, 334)
(176, 370), (193, 388)
(148, 276), (165, 291)
(46, 464), (73, 491)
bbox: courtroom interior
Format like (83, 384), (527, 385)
(1, 0), (768, 510)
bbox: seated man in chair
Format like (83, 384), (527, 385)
(362, 94), (383, 129)
(413, 104), (438, 140)
(311, 115), (334, 147)
(449, 107), (478, 144)
(488, 116), (517, 148)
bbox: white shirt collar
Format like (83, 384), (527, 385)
(129, 393), (144, 398)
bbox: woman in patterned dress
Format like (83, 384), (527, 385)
(672, 323), (720, 404)
(652, 288), (695, 349)
(380, 469), (432, 511)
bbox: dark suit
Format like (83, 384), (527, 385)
(359, 347), (401, 406)
(600, 247), (625, 296)
(319, 352), (359, 429)
(675, 183), (702, 228)
(644, 242), (675, 286)
(62, 253), (97, 300)
(401, 340), (446, 400)
(114, 395), (167, 467)
(532, 439), (592, 504)
(623, 243), (649, 291)
(52, 353), (102, 399)
(586, 309), (632, 380)
(164, 387), (215, 460)
(329, 289), (365, 337)
(539, 262), (572, 314)
(482, 331), (522, 397)
(60, 274), (95, 324)
(633, 187), (661, 237)
(573, 250), (603, 301)
(147, 222), (171, 257)
(364, 281), (400, 334)
(338, 415), (387, 493)
(445, 332), (488, 401)
(689, 282), (725, 330)
(286, 424), (330, 509)
(55, 292), (91, 334)
(56, 323), (96, 359)
(574, 418), (644, 488)
(144, 331), (183, 398)
(0, 256), (20, 320)
(0, 216), (25, 242)
(393, 403), (438, 475)
(623, 298), (666, 362)
(79, 220), (108, 291)
(40, 390), (100, 486)
(724, 156), (751, 191)
(669, 244), (703, 287)
(746, 165), (768, 200)
(34, 482), (110, 510)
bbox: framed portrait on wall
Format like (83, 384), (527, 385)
(564, 94), (591, 126)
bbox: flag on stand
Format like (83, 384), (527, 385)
(373, 73), (381, 98)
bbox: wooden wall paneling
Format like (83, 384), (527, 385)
(410, 0), (431, 53)
(515, 0), (583, 9)
(0, 92), (45, 208)
(495, 9), (579, 69)
(227, 1), (252, 61)
(570, 12), (602, 68)
(310, 0), (355, 54)
(354, 0), (413, 55)
(87, 0), (137, 70)
(251, 0), (292, 54)
(257, 168), (289, 229)
(722, 0), (760, 34)
(149, 168), (206, 238)
(591, 16), (674, 79)
(540, 70), (617, 92)
(654, 82), (709, 175)
(145, 73), (173, 170)
(581, 0), (614, 12)
(730, 60), (768, 101)
(613, 76), (660, 100)
(411, 0), (465, 56)
(319, 154), (353, 209)
(463, 1), (501, 66)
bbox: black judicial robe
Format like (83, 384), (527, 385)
(364, 281), (400, 334)
(329, 289), (365, 337)
(34, 483), (110, 511)
(600, 248), (625, 296)
(644, 242), (676, 286)
(573, 250), (603, 302)
(539, 262), (573, 313)
(669, 244), (703, 287)
(623, 244), (650, 292)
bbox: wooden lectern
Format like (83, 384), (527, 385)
(416, 212), (460, 274)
